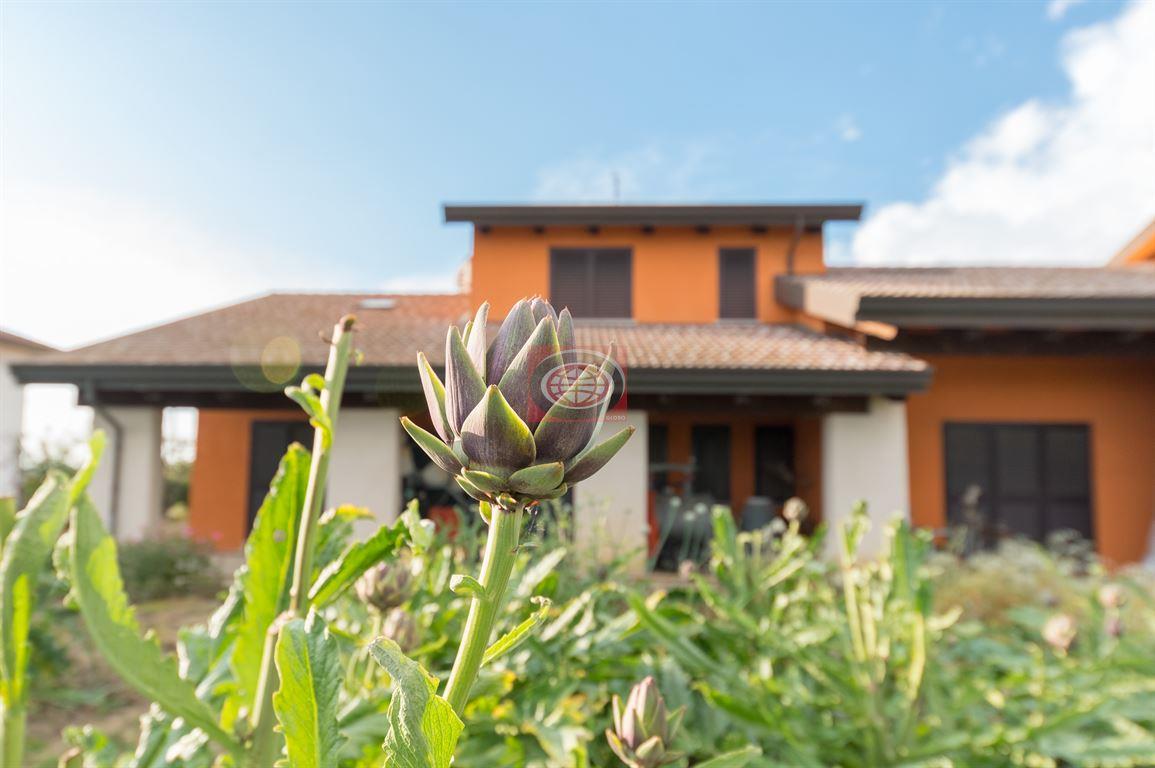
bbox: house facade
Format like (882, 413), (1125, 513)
(12, 206), (1155, 565)
(1, 330), (56, 497)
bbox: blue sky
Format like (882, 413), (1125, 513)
(2, 0), (1153, 351)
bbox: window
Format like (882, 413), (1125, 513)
(718, 248), (756, 319)
(691, 425), (731, 504)
(550, 248), (632, 318)
(944, 423), (1093, 544)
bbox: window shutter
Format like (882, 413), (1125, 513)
(592, 249), (632, 318)
(550, 248), (632, 318)
(550, 250), (593, 317)
(718, 248), (756, 319)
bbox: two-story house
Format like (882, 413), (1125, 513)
(12, 205), (1155, 565)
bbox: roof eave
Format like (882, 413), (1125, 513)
(13, 362), (931, 398)
(443, 203), (864, 228)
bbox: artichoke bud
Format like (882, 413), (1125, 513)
(381, 607), (419, 653)
(403, 298), (635, 514)
(356, 557), (419, 613)
(606, 677), (685, 768)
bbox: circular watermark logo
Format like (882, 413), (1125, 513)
(533, 348), (625, 413)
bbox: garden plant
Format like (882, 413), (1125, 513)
(0, 299), (1153, 767)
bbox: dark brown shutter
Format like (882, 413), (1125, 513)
(550, 248), (633, 318)
(550, 249), (592, 317)
(718, 248), (756, 319)
(592, 249), (632, 318)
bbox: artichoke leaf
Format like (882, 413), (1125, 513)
(401, 417), (462, 475)
(507, 462), (565, 496)
(444, 325), (487, 436)
(461, 386), (536, 476)
(564, 426), (635, 484)
(417, 352), (452, 442)
(487, 299), (536, 385)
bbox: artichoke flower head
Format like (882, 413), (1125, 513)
(606, 676), (685, 768)
(401, 297), (634, 511)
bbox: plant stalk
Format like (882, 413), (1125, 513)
(247, 315), (356, 767)
(1, 705), (24, 768)
(443, 502), (524, 716)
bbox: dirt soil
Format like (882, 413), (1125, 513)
(26, 596), (220, 767)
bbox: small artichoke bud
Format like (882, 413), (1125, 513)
(605, 677), (685, 768)
(401, 298), (635, 514)
(1098, 583), (1125, 610)
(381, 608), (419, 652)
(1042, 613), (1077, 653)
(356, 558), (418, 613)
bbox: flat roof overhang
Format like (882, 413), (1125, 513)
(444, 203), (863, 229)
(13, 362), (931, 405)
(776, 278), (1155, 331)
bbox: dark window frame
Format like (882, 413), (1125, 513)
(718, 247), (757, 319)
(549, 247), (633, 319)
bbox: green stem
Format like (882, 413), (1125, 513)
(1, 705), (25, 768)
(247, 315), (356, 767)
(443, 503), (524, 716)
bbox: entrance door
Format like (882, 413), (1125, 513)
(248, 420), (314, 531)
(754, 426), (795, 504)
(944, 423), (1093, 543)
(690, 425), (731, 505)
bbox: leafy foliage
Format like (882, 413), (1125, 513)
(273, 612), (347, 768)
(66, 495), (240, 754)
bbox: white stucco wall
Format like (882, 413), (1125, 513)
(90, 407), (163, 540)
(0, 347), (23, 498)
(329, 407), (403, 537)
(571, 410), (648, 570)
(821, 396), (910, 559)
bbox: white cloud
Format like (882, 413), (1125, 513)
(853, 0), (1155, 266)
(1047, 0), (1087, 21)
(533, 142), (719, 202)
(379, 269), (461, 294)
(0, 185), (352, 349)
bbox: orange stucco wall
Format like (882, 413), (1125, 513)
(648, 411), (823, 520)
(189, 408), (306, 550)
(907, 356), (1155, 564)
(469, 225), (824, 323)
(1111, 220), (1155, 265)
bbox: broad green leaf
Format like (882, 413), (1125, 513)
(308, 517), (409, 606)
(273, 613), (346, 768)
(68, 495), (239, 754)
(0, 473), (69, 707)
(370, 638), (463, 768)
(695, 746), (763, 768)
(232, 444), (310, 711)
(482, 596), (552, 665)
(314, 504), (373, 577)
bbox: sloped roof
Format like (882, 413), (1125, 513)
(14, 292), (929, 396)
(0, 328), (55, 352)
(777, 267), (1155, 329)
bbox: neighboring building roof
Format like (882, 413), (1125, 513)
(12, 292), (929, 396)
(0, 328), (55, 352)
(444, 203), (863, 229)
(1110, 217), (1155, 266)
(777, 267), (1155, 330)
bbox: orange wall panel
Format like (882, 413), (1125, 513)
(189, 409), (306, 551)
(906, 356), (1155, 564)
(469, 225), (824, 323)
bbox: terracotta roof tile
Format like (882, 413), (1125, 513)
(29, 293), (925, 373)
(799, 267), (1155, 299)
